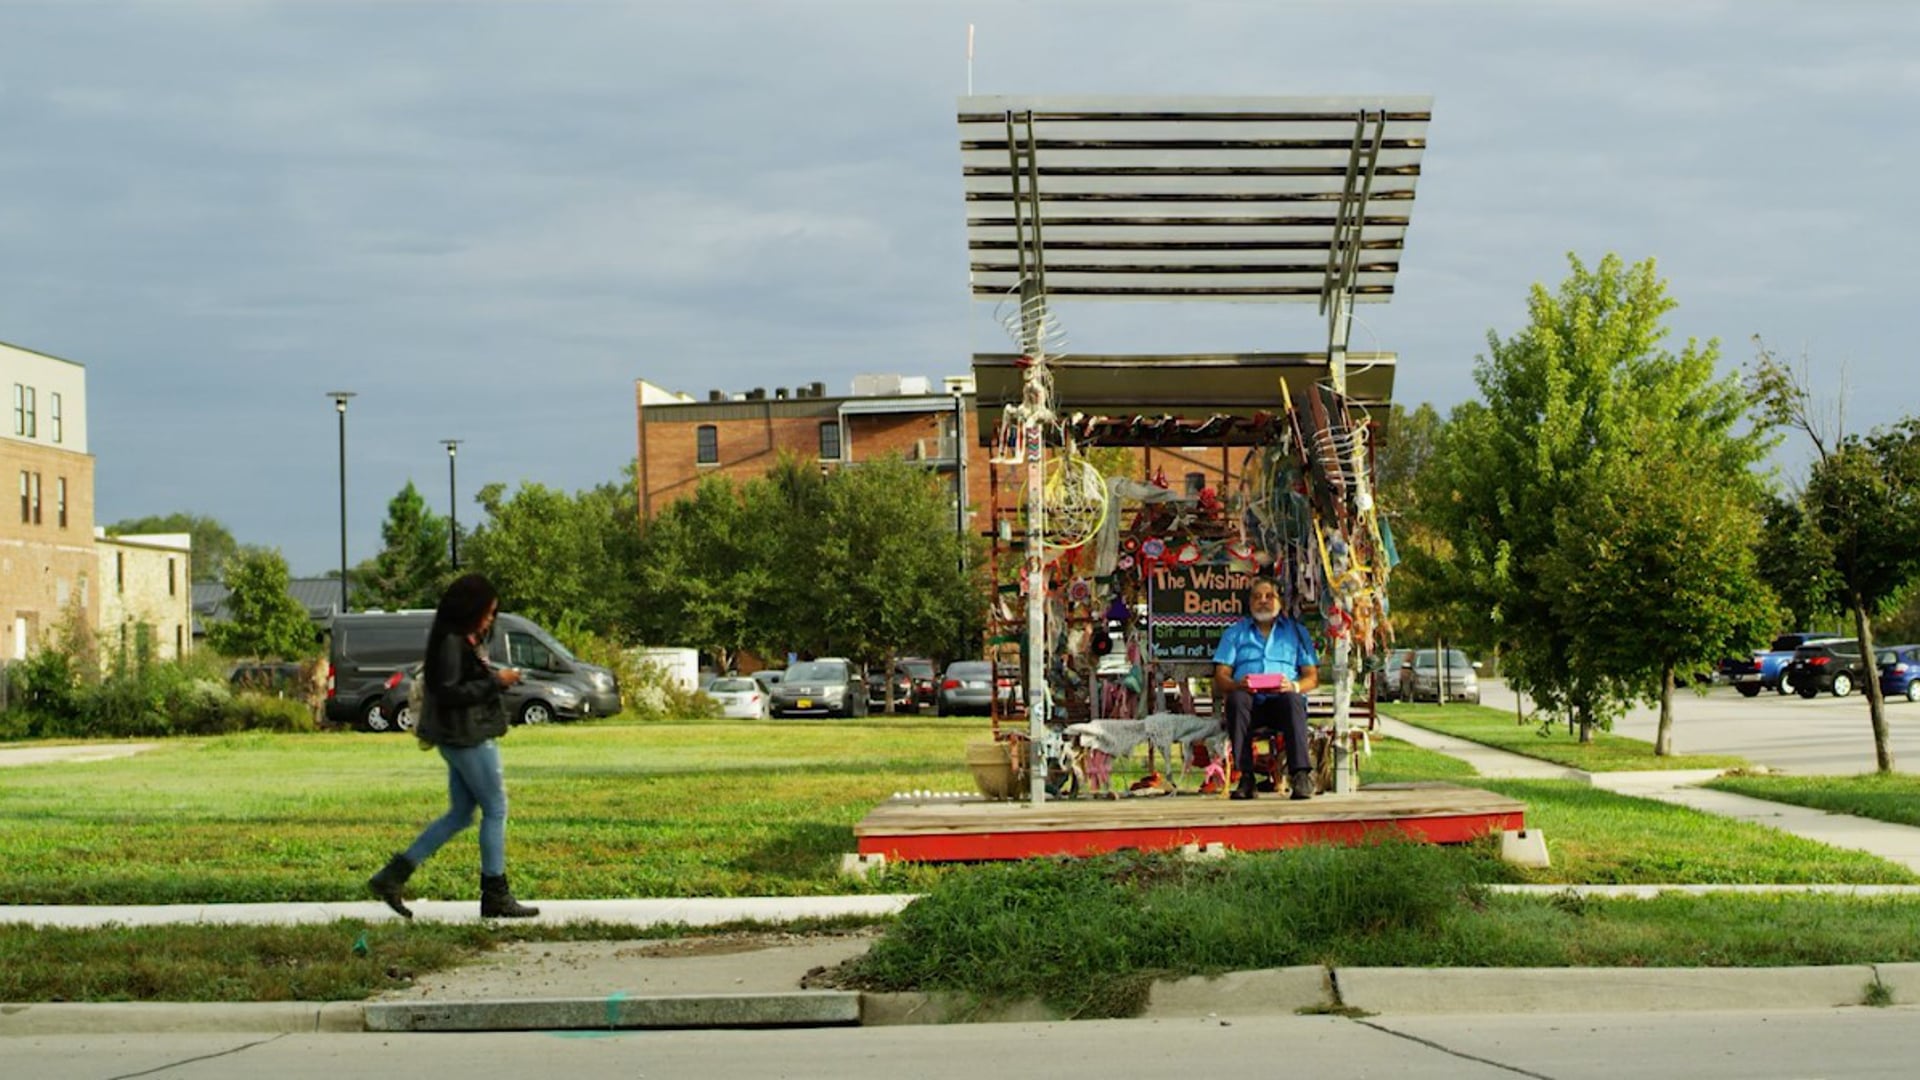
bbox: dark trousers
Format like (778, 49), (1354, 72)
(1225, 690), (1311, 778)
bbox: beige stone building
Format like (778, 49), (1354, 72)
(95, 531), (194, 663)
(0, 339), (95, 661)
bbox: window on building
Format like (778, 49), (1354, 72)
(117, 551), (125, 593)
(50, 393), (62, 443)
(12, 385), (35, 438)
(819, 421), (842, 461)
(29, 472), (40, 524)
(17, 471), (27, 523)
(1184, 472), (1206, 497)
(168, 557), (177, 596)
(696, 424), (718, 465)
(56, 477), (67, 528)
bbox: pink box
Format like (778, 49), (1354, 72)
(1243, 673), (1284, 691)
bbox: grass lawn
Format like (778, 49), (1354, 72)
(1709, 772), (1920, 828)
(4, 718), (1918, 1004)
(1383, 702), (1749, 772)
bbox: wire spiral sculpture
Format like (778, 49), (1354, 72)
(1032, 450), (1108, 550)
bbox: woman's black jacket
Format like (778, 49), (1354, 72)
(415, 625), (509, 748)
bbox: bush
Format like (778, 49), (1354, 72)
(843, 840), (1500, 1018)
(227, 692), (317, 733)
(543, 627), (718, 720)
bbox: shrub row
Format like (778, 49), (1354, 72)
(1, 650), (316, 741)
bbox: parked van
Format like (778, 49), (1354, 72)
(326, 611), (621, 730)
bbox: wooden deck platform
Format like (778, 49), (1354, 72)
(854, 782), (1524, 863)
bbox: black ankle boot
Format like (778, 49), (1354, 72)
(480, 873), (540, 918)
(1290, 769), (1315, 800)
(367, 853), (416, 919)
(1230, 773), (1257, 801)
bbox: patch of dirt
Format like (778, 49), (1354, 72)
(617, 925), (884, 961)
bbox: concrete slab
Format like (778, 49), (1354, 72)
(364, 992), (861, 1031)
(1141, 965), (1331, 1017)
(1871, 962), (1920, 1005)
(860, 992), (1060, 1025)
(0, 894), (917, 928)
(0, 1001), (362, 1035)
(1334, 965), (1882, 1014)
(374, 932), (877, 1001)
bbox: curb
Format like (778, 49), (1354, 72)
(363, 992), (861, 1032)
(0, 1001), (364, 1036)
(11, 964), (1913, 1035)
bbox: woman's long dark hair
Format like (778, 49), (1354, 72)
(434, 573), (500, 639)
(426, 576), (503, 684)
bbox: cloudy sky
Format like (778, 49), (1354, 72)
(2, 1), (1911, 576)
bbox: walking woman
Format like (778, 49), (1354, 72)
(367, 573), (539, 919)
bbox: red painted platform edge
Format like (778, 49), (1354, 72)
(857, 811), (1526, 862)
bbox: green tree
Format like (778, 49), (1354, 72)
(1753, 495), (1842, 633)
(207, 550), (320, 659)
(1371, 403), (1454, 650)
(811, 456), (979, 687)
(356, 482), (450, 612)
(632, 474), (779, 671)
(463, 475), (644, 637)
(1539, 420), (1778, 754)
(104, 513), (240, 583)
(1423, 253), (1772, 741)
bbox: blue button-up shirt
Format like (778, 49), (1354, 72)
(1213, 617), (1319, 681)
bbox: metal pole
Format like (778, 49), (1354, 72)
(953, 391), (966, 571)
(327, 392), (356, 614)
(442, 439), (462, 570)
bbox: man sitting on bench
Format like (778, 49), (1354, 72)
(1212, 576), (1320, 801)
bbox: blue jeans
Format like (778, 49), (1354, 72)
(404, 741), (509, 876)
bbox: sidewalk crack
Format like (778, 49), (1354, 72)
(1353, 1018), (1558, 1080)
(103, 1032), (289, 1080)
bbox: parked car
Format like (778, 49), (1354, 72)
(328, 610), (620, 731)
(1734, 631), (1844, 697)
(866, 666), (915, 712)
(897, 657), (938, 708)
(704, 676), (770, 719)
(1405, 648), (1480, 704)
(936, 660), (996, 716)
(381, 660), (593, 729)
(228, 661), (306, 696)
(1785, 639), (1866, 698)
(769, 658), (865, 718)
(1877, 646), (1920, 703)
(1375, 648), (1416, 701)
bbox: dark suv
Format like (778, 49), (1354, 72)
(1785, 639), (1868, 698)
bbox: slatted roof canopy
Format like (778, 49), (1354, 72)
(972, 352), (1395, 439)
(959, 95), (1432, 302)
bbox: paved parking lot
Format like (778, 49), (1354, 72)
(1476, 680), (1920, 776)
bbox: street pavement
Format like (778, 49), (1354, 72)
(8, 708), (1920, 1037)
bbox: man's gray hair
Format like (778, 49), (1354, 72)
(1248, 575), (1280, 599)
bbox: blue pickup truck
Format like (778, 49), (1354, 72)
(1727, 631), (1844, 697)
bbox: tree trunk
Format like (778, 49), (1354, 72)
(1576, 702), (1593, 745)
(1655, 664), (1675, 757)
(1850, 598), (1893, 773)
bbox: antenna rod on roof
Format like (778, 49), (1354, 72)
(966, 23), (974, 96)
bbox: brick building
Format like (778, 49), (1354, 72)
(95, 531), (194, 663)
(633, 373), (1241, 531)
(0, 339), (95, 660)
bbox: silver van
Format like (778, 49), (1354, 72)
(326, 611), (621, 730)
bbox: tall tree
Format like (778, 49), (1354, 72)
(207, 549), (320, 659)
(632, 474), (780, 672)
(104, 512), (239, 583)
(1424, 253), (1772, 741)
(463, 477), (642, 637)
(356, 482), (450, 612)
(811, 456), (978, 678)
(1753, 340), (1920, 772)
(1540, 419), (1778, 754)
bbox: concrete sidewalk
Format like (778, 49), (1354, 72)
(1378, 712), (1920, 874)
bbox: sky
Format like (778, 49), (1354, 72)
(1, 1), (1912, 577)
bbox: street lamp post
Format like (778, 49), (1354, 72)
(327, 391), (356, 615)
(442, 439), (463, 570)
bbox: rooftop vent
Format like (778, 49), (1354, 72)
(707, 389), (725, 402)
(775, 387), (789, 400)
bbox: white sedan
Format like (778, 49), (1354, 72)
(706, 676), (770, 719)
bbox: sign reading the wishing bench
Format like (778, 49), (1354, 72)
(1147, 563), (1254, 661)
